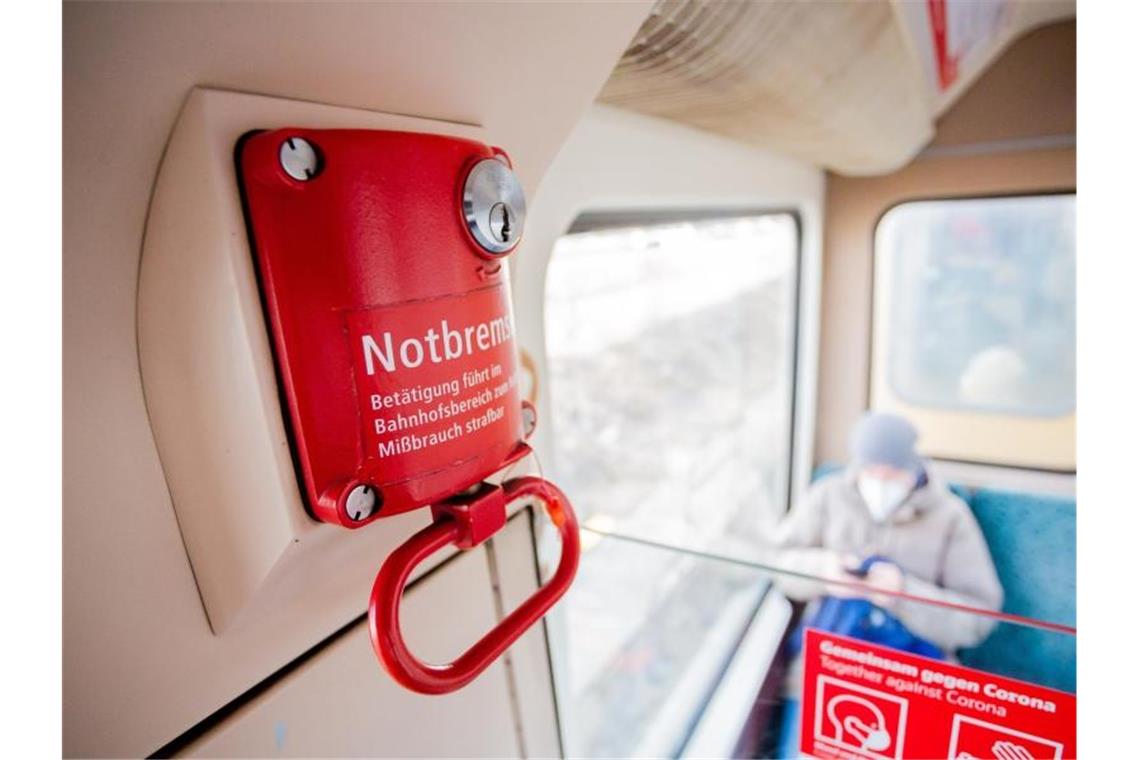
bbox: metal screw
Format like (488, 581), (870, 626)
(463, 158), (526, 255)
(521, 401), (537, 439)
(345, 484), (378, 522)
(279, 137), (320, 181)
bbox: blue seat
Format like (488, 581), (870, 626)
(807, 465), (1075, 693)
(958, 487), (1075, 693)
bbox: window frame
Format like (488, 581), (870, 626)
(541, 207), (805, 755)
(867, 190), (1077, 474)
(548, 206), (805, 516)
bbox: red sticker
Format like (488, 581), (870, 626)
(345, 283), (522, 489)
(800, 630), (1074, 759)
(926, 0), (1009, 91)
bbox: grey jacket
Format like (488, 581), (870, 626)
(769, 468), (1004, 653)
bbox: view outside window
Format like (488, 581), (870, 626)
(546, 213), (799, 550)
(545, 213), (799, 755)
(875, 195), (1076, 417)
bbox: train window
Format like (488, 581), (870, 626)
(871, 194), (1076, 470)
(546, 212), (799, 553)
(545, 211), (799, 754)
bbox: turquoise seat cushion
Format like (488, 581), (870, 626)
(957, 487), (1075, 693)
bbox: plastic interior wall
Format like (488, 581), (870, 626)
(63, 3), (652, 756)
(816, 21), (1076, 476)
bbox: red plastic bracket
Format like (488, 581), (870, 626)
(368, 476), (580, 694)
(430, 482), (507, 549)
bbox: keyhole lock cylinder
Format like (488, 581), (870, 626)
(462, 157), (526, 255)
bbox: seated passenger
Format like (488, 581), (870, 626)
(770, 412), (1002, 757)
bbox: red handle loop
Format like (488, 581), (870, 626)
(368, 477), (580, 694)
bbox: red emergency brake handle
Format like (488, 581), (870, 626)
(368, 477), (580, 694)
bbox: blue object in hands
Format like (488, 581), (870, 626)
(789, 556), (944, 660)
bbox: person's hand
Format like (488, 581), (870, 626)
(822, 552), (864, 598)
(864, 560), (904, 608)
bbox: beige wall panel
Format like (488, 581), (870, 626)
(137, 88), (499, 637)
(817, 148), (1074, 465)
(489, 511), (563, 758)
(179, 548), (520, 758)
(816, 20), (1076, 468)
(892, 0), (1074, 119)
(63, 3), (652, 756)
(929, 21), (1076, 149)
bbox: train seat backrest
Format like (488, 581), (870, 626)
(957, 486), (1075, 693)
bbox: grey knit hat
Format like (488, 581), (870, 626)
(849, 412), (921, 473)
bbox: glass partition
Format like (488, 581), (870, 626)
(557, 529), (1076, 760)
(543, 207), (1075, 760)
(562, 533), (771, 757)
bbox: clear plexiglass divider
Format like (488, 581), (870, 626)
(555, 527), (1075, 760)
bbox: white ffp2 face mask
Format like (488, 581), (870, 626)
(857, 475), (912, 522)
